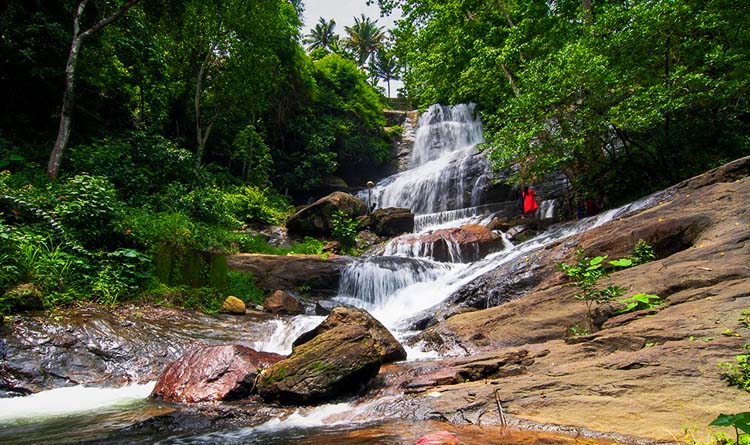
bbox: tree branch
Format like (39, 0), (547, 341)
(79, 0), (141, 40)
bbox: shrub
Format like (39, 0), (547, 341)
(558, 251), (626, 331)
(53, 175), (125, 249)
(719, 345), (750, 391)
(632, 239), (656, 265)
(226, 271), (266, 306)
(330, 209), (358, 253)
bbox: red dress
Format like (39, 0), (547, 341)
(523, 189), (539, 214)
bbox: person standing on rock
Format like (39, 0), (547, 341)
(522, 186), (539, 216)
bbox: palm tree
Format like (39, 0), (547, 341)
(303, 17), (337, 51)
(344, 14), (385, 66)
(369, 49), (401, 97)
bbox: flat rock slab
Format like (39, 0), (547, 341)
(226, 254), (354, 297)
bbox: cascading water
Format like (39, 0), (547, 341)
(364, 104), (491, 215)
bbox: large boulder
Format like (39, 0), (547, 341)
(263, 290), (303, 315)
(256, 324), (382, 405)
(226, 254), (354, 298)
(287, 191), (367, 236)
(151, 345), (284, 403)
(369, 207), (415, 236)
(293, 306), (407, 363)
(385, 224), (503, 263)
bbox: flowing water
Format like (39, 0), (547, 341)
(0, 104), (659, 444)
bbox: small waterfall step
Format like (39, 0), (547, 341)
(335, 257), (454, 309)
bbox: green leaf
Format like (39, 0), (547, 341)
(589, 256), (606, 266)
(609, 258), (633, 268)
(710, 412), (750, 433)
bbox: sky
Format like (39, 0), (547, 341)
(302, 0), (399, 34)
(302, 0), (404, 97)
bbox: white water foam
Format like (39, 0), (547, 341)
(0, 382), (155, 423)
(252, 315), (325, 355)
(158, 401), (374, 444)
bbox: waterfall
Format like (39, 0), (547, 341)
(364, 104), (489, 214)
(274, 103), (664, 354)
(336, 257), (454, 310)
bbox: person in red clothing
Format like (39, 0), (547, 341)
(522, 185), (539, 215)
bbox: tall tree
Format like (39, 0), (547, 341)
(303, 17), (337, 51)
(344, 14), (385, 66)
(369, 48), (400, 97)
(47, 0), (141, 180)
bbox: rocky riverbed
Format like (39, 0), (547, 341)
(1, 157), (749, 443)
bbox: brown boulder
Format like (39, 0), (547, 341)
(151, 345), (284, 403)
(264, 290), (303, 315)
(219, 296), (246, 315)
(386, 224), (503, 263)
(287, 191), (366, 236)
(256, 324), (382, 405)
(370, 207), (415, 236)
(225, 254), (354, 297)
(293, 306), (407, 363)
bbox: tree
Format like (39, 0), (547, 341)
(47, 0), (141, 180)
(369, 48), (400, 97)
(344, 14), (385, 66)
(303, 17), (337, 52)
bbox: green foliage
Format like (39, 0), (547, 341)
(330, 210), (358, 253)
(225, 271), (266, 306)
(380, 0), (750, 202)
(566, 324), (590, 337)
(146, 283), (225, 314)
(618, 293), (663, 314)
(719, 345), (750, 392)
(52, 175), (125, 248)
(632, 239), (657, 265)
(558, 250), (627, 331)
(232, 125), (273, 187)
(710, 412), (750, 445)
(67, 133), (197, 204)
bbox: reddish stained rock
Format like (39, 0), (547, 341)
(151, 344), (284, 403)
(388, 224), (503, 263)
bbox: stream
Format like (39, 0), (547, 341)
(0, 104), (658, 444)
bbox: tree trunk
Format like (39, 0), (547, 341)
(501, 63), (520, 97)
(48, 34), (83, 179)
(582, 0), (592, 25)
(194, 40), (219, 169)
(47, 0), (141, 180)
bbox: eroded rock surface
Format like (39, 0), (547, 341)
(293, 306), (406, 363)
(257, 324), (382, 405)
(386, 156), (750, 441)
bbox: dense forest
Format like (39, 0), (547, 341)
(1, 0), (748, 315)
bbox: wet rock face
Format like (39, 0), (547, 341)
(151, 345), (284, 403)
(293, 306), (407, 363)
(287, 191), (367, 236)
(0, 305), (275, 396)
(256, 324), (382, 405)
